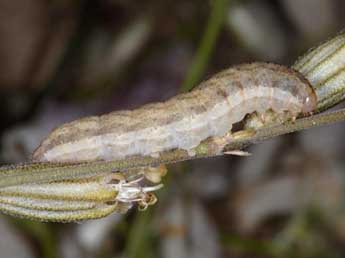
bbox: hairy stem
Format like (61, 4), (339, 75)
(0, 108), (344, 187)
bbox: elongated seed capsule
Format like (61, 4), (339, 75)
(33, 63), (317, 163)
(0, 202), (119, 222)
(0, 196), (98, 211)
(0, 173), (120, 221)
(0, 174), (118, 202)
(0, 171), (162, 221)
(293, 31), (345, 112)
(0, 176), (121, 222)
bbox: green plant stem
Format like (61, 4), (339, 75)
(11, 219), (57, 258)
(181, 0), (229, 92)
(122, 210), (154, 258)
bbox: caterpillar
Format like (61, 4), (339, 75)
(32, 63), (317, 163)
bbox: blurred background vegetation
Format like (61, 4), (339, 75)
(0, 0), (345, 257)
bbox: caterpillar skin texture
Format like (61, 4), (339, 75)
(33, 63), (317, 163)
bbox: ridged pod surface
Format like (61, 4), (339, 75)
(0, 174), (120, 222)
(0, 173), (152, 222)
(0, 202), (119, 222)
(293, 31), (345, 112)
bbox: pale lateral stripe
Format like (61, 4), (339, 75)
(42, 87), (299, 162)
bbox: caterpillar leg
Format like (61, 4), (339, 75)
(243, 110), (296, 130)
(231, 128), (256, 139)
(224, 150), (252, 156)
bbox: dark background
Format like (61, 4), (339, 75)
(0, 0), (345, 257)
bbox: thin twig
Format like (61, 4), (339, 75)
(0, 108), (344, 188)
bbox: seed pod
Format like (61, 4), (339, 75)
(293, 31), (345, 112)
(0, 172), (161, 222)
(0, 202), (119, 222)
